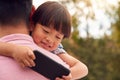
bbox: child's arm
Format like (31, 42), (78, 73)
(57, 53), (88, 80)
(0, 42), (35, 67)
(53, 44), (88, 80)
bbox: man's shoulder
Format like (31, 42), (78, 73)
(0, 34), (32, 41)
(0, 33), (39, 50)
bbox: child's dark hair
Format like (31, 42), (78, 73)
(32, 1), (71, 38)
(0, 0), (32, 26)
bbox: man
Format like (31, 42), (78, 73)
(0, 0), (69, 80)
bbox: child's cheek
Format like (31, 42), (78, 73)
(33, 36), (40, 44)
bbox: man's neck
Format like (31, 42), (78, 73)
(0, 24), (29, 38)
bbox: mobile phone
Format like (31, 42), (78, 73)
(31, 50), (70, 80)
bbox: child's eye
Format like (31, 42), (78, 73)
(43, 29), (49, 33)
(56, 36), (61, 39)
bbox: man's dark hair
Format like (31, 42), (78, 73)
(0, 0), (32, 26)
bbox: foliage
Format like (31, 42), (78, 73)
(59, 0), (120, 80)
(62, 37), (120, 80)
(111, 2), (120, 46)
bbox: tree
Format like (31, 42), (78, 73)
(111, 2), (120, 46)
(59, 0), (120, 80)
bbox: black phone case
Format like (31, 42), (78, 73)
(31, 50), (70, 80)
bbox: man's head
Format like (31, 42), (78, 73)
(0, 0), (32, 27)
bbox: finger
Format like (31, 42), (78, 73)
(55, 77), (64, 80)
(23, 59), (31, 67)
(28, 50), (36, 60)
(27, 58), (35, 67)
(26, 55), (35, 67)
(62, 76), (71, 80)
(29, 59), (35, 67)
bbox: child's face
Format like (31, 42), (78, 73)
(31, 23), (64, 51)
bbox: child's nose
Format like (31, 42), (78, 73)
(46, 37), (54, 47)
(46, 37), (53, 43)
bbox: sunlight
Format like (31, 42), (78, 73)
(33, 0), (58, 8)
(106, 0), (118, 5)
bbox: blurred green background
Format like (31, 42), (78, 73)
(60, 0), (120, 80)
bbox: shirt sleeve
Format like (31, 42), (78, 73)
(52, 44), (66, 54)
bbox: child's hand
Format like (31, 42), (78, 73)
(12, 46), (36, 67)
(55, 73), (72, 80)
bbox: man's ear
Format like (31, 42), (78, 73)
(29, 5), (36, 32)
(29, 21), (34, 32)
(30, 5), (36, 21)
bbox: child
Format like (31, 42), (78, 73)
(0, 1), (88, 80)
